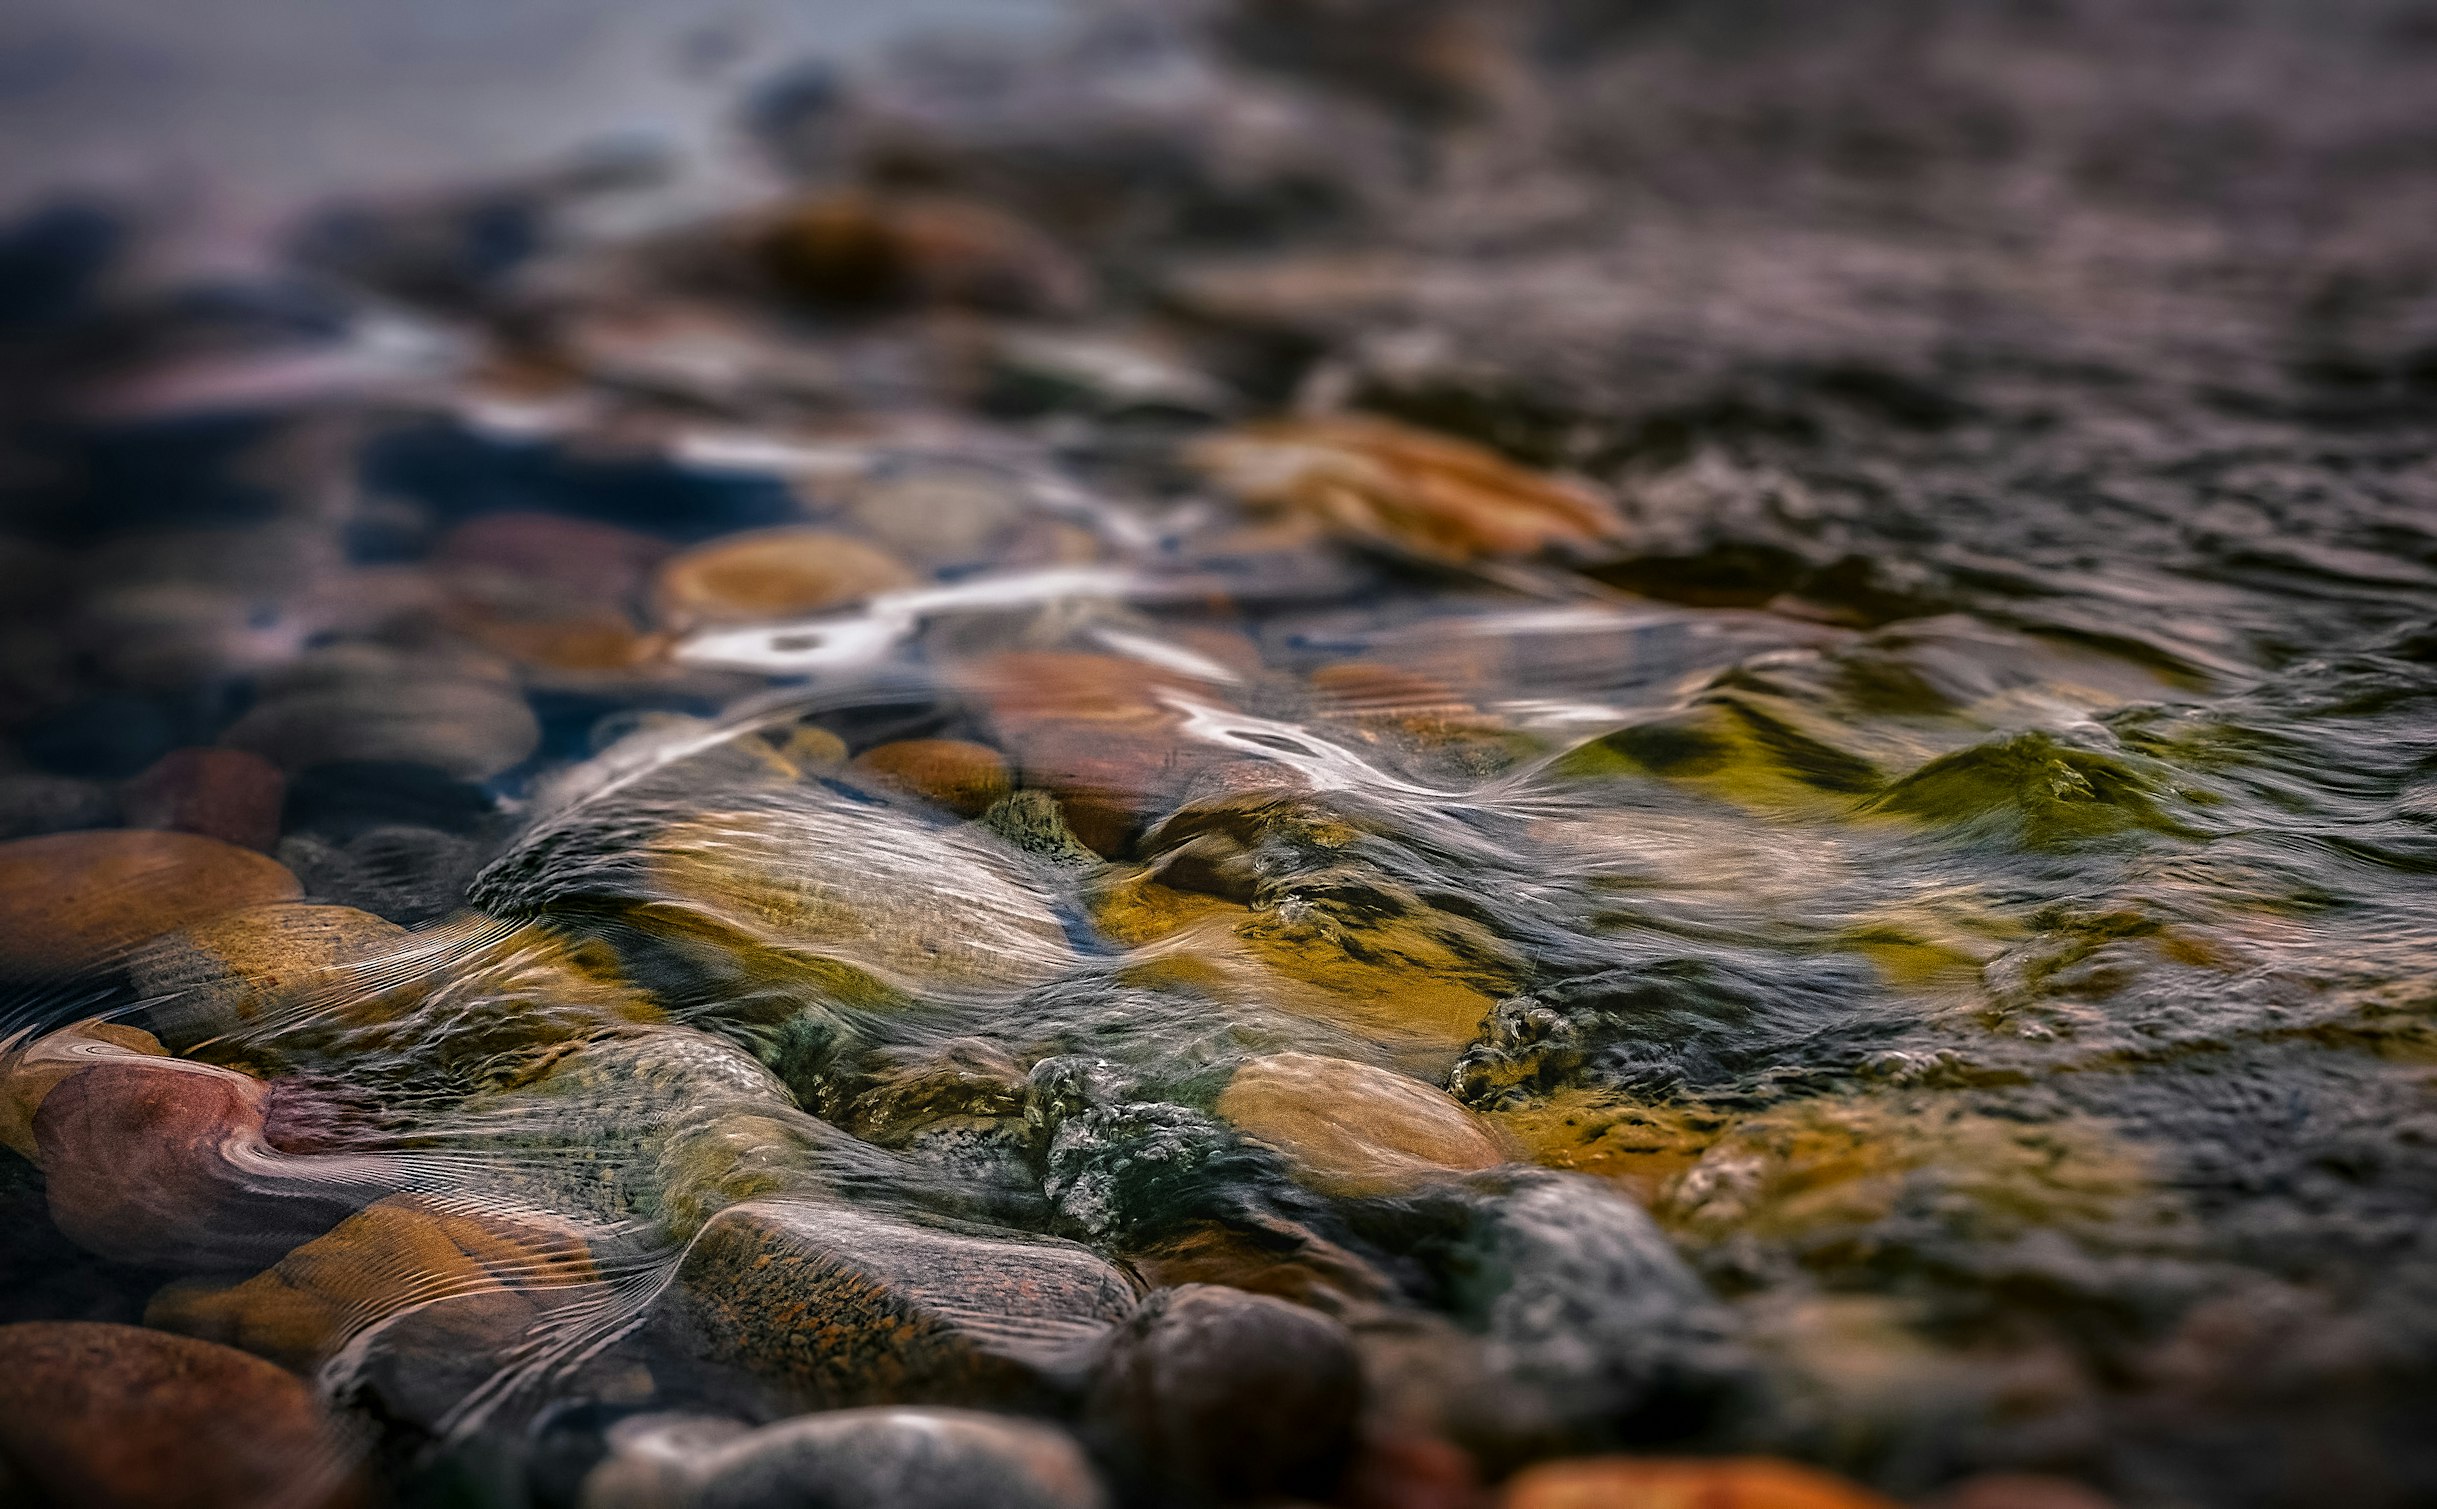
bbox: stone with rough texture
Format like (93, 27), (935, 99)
(120, 748), (286, 852)
(131, 902), (408, 1048)
(651, 528), (917, 629)
(1082, 1282), (1361, 1505)
(0, 1321), (363, 1509)
(1499, 1457), (1899, 1509)
(1216, 1051), (1508, 1195)
(0, 829), (301, 977)
(658, 1198), (1137, 1413)
(586, 1407), (1107, 1509)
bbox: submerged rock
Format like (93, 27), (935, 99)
(1216, 1051), (1508, 1195)
(27, 1049), (371, 1270)
(851, 738), (1013, 818)
(120, 747), (286, 852)
(1497, 1456), (1901, 1509)
(222, 644), (542, 781)
(475, 784), (1078, 1004)
(1081, 1282), (1362, 1505)
(147, 1191), (598, 1375)
(653, 1198), (1138, 1414)
(0, 829), (301, 977)
(585, 1407), (1107, 1509)
(131, 908), (659, 1088)
(0, 1320), (363, 1509)
(758, 192), (1092, 316)
(1187, 414), (1621, 565)
(0, 770), (118, 840)
(650, 527), (917, 629)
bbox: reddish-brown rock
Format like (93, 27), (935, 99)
(120, 748), (286, 852)
(31, 1054), (367, 1270)
(0, 829), (301, 977)
(958, 650), (1226, 856)
(1499, 1457), (1901, 1509)
(0, 1321), (362, 1509)
(0, 1018), (166, 1160)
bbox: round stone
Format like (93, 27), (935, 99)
(222, 672), (540, 780)
(1215, 1052), (1507, 1195)
(0, 1321), (362, 1509)
(0, 829), (301, 978)
(651, 528), (918, 629)
(1082, 1283), (1361, 1505)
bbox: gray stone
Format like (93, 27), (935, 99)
(656, 1198), (1138, 1414)
(586, 1407), (1106, 1509)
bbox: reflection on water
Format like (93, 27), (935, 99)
(4, 3), (2437, 1508)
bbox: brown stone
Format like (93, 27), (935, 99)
(119, 749), (286, 852)
(0, 1018), (167, 1160)
(31, 1054), (368, 1269)
(148, 1191), (598, 1374)
(853, 738), (1014, 817)
(0, 1321), (362, 1509)
(958, 650), (1226, 856)
(1128, 1218), (1391, 1314)
(1498, 1457), (1901, 1509)
(661, 1198), (1137, 1412)
(133, 910), (660, 1087)
(1216, 1052), (1508, 1195)
(0, 829), (301, 978)
(760, 191), (1091, 315)
(130, 902), (409, 1048)
(1188, 414), (1622, 565)
(652, 527), (919, 629)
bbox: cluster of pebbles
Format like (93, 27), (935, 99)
(7, 2), (2437, 1508)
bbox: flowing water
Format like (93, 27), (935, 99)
(4, 3), (2437, 1507)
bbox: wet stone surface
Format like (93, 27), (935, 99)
(3, 1), (2437, 1507)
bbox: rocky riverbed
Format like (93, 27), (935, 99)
(4, 2), (2437, 1507)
